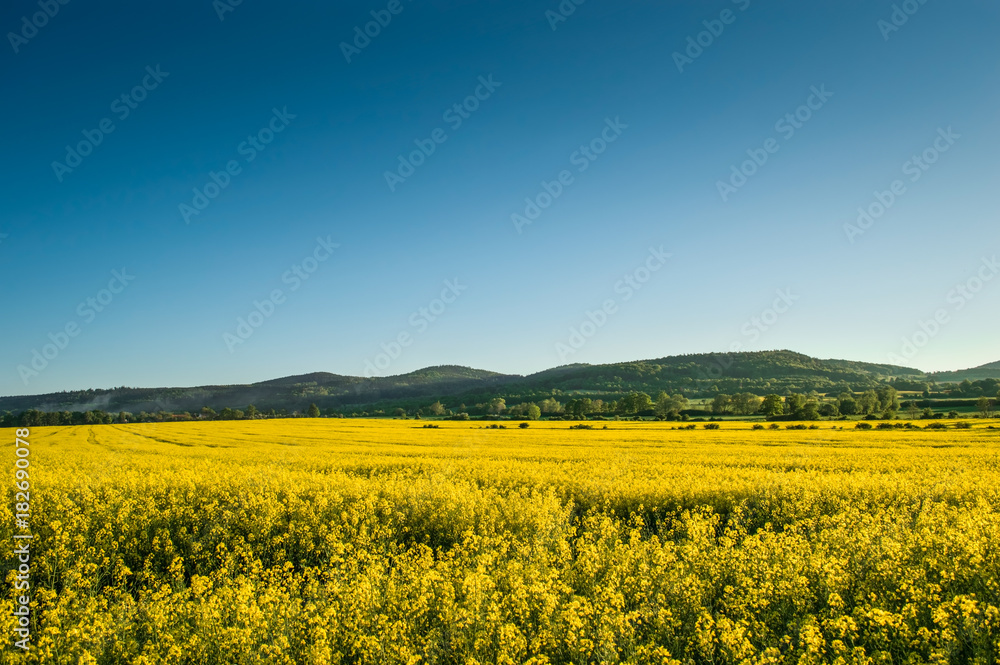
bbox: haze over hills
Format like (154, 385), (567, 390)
(3, 350), (997, 417)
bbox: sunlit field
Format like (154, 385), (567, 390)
(4, 419), (1000, 664)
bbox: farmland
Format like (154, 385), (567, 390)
(3, 419), (1000, 664)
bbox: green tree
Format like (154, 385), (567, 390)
(759, 395), (784, 417)
(246, 405), (258, 419)
(487, 398), (506, 415)
(507, 403), (526, 417)
(876, 386), (900, 413)
(428, 401), (445, 416)
(977, 396), (994, 418)
(539, 398), (563, 414)
(654, 392), (687, 419)
(784, 394), (805, 416)
(616, 392), (652, 415)
(730, 393), (761, 416)
(710, 394), (732, 415)
(527, 404), (541, 421)
(837, 393), (858, 416)
(859, 390), (879, 415)
(307, 403), (321, 418)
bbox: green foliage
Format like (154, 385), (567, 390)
(616, 392), (652, 415)
(759, 395), (784, 417)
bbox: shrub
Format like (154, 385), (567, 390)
(924, 422), (947, 430)
(752, 424), (765, 430)
(703, 423), (720, 430)
(855, 422), (873, 430)
(518, 422), (530, 429)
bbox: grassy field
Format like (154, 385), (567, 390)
(3, 419), (1000, 664)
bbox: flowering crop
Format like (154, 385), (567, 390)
(2, 419), (999, 663)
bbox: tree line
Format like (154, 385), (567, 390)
(4, 387), (996, 428)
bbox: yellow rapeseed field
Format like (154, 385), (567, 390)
(3, 419), (1000, 664)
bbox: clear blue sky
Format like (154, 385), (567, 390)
(2, 0), (998, 395)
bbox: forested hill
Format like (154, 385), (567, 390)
(930, 361), (1000, 383)
(0, 350), (943, 416)
(0, 366), (511, 416)
(511, 351), (920, 397)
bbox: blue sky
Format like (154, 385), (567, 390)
(2, 0), (998, 395)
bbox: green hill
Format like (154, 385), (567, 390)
(0, 350), (929, 417)
(930, 361), (1000, 383)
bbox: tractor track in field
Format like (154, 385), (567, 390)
(107, 425), (195, 447)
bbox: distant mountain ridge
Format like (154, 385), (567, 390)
(929, 360), (1000, 383)
(1, 350), (995, 415)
